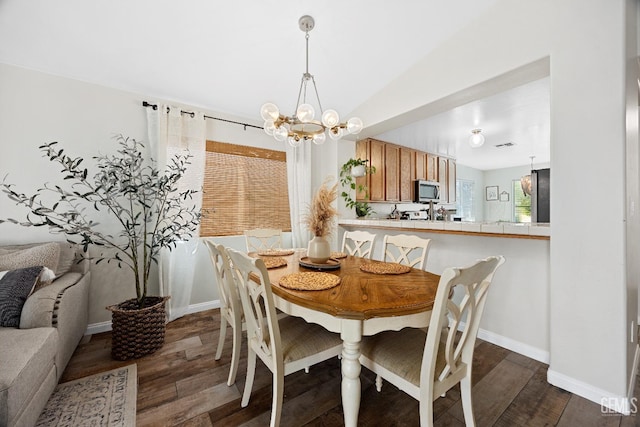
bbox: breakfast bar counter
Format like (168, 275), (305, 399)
(338, 218), (550, 240)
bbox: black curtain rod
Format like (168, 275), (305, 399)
(142, 101), (263, 131)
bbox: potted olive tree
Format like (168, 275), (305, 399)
(339, 158), (376, 218)
(0, 135), (201, 360)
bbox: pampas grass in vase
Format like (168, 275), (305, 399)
(305, 180), (338, 263)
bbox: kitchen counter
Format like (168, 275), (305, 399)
(338, 218), (550, 240)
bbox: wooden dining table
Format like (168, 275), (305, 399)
(260, 249), (441, 427)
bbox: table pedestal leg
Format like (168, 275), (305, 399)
(341, 320), (362, 427)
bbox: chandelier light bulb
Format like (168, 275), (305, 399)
(469, 129), (485, 148)
(329, 127), (344, 141)
(260, 103), (280, 122)
(296, 104), (315, 123)
(263, 120), (276, 136)
(274, 126), (288, 142)
(322, 109), (340, 128)
(288, 135), (302, 147)
(346, 117), (363, 134)
(312, 132), (326, 145)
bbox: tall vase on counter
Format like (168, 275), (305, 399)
(304, 179), (338, 264)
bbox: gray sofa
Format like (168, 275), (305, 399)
(0, 242), (90, 427)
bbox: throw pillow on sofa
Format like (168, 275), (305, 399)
(0, 266), (47, 327)
(0, 242), (60, 273)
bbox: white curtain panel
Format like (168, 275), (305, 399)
(146, 104), (205, 322)
(286, 143), (312, 249)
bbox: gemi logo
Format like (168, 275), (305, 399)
(600, 397), (638, 416)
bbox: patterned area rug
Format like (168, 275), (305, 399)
(36, 364), (137, 426)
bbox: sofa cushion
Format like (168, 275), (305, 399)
(0, 266), (44, 327)
(0, 327), (58, 427)
(0, 243), (59, 274)
(54, 242), (77, 278)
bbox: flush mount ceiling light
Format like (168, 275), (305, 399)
(260, 15), (363, 147)
(469, 129), (485, 148)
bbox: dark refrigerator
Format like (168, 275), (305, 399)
(531, 168), (550, 223)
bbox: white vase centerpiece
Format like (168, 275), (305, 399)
(304, 179), (338, 264)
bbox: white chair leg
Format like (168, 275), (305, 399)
(215, 316), (228, 360)
(270, 372), (284, 427)
(460, 376), (476, 427)
(419, 399), (436, 427)
(304, 366), (309, 373)
(375, 374), (384, 392)
(241, 349), (257, 408)
(227, 320), (242, 386)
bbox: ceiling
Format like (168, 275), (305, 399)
(375, 77), (550, 170)
(0, 0), (549, 170)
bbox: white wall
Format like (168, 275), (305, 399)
(347, 0), (637, 410)
(483, 165), (530, 222)
(0, 62), (283, 325)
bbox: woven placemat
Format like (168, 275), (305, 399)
(330, 251), (348, 259)
(261, 257), (287, 269)
(279, 272), (341, 291)
(257, 249), (295, 256)
(360, 261), (412, 275)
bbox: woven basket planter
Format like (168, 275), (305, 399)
(107, 296), (169, 361)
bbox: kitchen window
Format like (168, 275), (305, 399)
(455, 179), (475, 221)
(512, 179), (531, 223)
(200, 141), (291, 236)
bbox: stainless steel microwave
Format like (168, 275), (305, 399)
(414, 180), (440, 203)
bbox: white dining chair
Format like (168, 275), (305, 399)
(244, 228), (283, 252)
(360, 256), (505, 427)
(204, 240), (244, 386)
(382, 234), (432, 270)
(341, 230), (376, 259)
(225, 248), (343, 427)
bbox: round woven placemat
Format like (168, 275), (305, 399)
(360, 262), (412, 275)
(279, 272), (341, 291)
(330, 251), (348, 259)
(261, 257), (287, 269)
(257, 249), (295, 256)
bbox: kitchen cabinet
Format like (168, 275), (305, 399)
(447, 158), (456, 203)
(400, 148), (413, 202)
(368, 139), (385, 201)
(426, 154), (438, 182)
(356, 138), (456, 205)
(384, 144), (400, 201)
(414, 151), (426, 181)
(438, 157), (448, 203)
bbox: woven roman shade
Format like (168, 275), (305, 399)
(201, 141), (291, 237)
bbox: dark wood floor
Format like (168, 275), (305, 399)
(62, 309), (639, 426)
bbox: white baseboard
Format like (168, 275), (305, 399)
(86, 321), (112, 335)
(547, 368), (633, 415)
(85, 299), (222, 335)
(476, 327), (550, 364)
(184, 300), (220, 315)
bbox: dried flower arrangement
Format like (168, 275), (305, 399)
(304, 180), (338, 237)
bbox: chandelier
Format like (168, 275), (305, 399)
(260, 15), (363, 147)
(520, 156), (535, 196)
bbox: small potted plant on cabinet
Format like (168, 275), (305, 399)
(339, 158), (376, 218)
(1, 135), (201, 360)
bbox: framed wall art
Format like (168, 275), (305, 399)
(486, 186), (499, 201)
